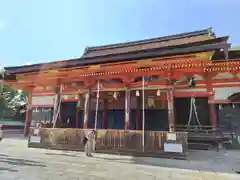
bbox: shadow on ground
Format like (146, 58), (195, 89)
(0, 167), (18, 172)
(45, 152), (77, 157)
(52, 150), (239, 175)
(0, 157), (46, 167)
(0, 154), (8, 157)
(93, 154), (239, 174)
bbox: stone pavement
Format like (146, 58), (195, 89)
(0, 137), (240, 180)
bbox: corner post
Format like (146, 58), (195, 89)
(206, 74), (217, 129)
(24, 89), (33, 137)
(167, 86), (175, 132)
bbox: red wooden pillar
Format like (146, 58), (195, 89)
(209, 97), (217, 128)
(24, 90), (32, 137)
(167, 87), (175, 132)
(206, 75), (217, 129)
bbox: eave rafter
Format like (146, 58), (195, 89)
(3, 58), (240, 91)
(14, 58), (208, 82)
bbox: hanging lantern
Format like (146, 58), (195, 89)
(156, 89), (161, 96)
(113, 91), (118, 100)
(75, 94), (79, 100)
(219, 104), (223, 109)
(33, 107), (39, 112)
(52, 87), (58, 93)
(77, 100), (81, 108)
(188, 77), (196, 88)
(232, 104), (236, 108)
(212, 88), (216, 94)
(136, 90), (140, 97)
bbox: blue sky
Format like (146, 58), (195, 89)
(0, 0), (239, 67)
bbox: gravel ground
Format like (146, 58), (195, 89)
(0, 137), (240, 180)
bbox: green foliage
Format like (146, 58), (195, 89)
(0, 84), (28, 118)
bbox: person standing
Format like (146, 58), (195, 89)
(84, 130), (96, 157)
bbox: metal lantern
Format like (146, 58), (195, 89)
(136, 90), (140, 97)
(188, 77), (196, 88)
(75, 94), (79, 100)
(113, 91), (118, 100)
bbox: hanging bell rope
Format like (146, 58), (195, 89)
(52, 84), (63, 128)
(94, 80), (100, 130)
(142, 76), (145, 153)
(187, 96), (201, 129)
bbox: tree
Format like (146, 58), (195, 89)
(0, 84), (28, 118)
(0, 67), (28, 118)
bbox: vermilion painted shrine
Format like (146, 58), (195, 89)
(1, 28), (240, 156)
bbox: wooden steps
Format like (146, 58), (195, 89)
(176, 125), (233, 150)
(188, 142), (212, 150)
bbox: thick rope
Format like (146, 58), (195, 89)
(94, 80), (100, 130)
(192, 97), (201, 126)
(187, 96), (201, 127)
(187, 97), (193, 126)
(142, 76), (145, 152)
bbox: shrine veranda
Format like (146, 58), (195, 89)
(1, 28), (240, 156)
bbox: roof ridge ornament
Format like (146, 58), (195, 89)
(86, 28), (211, 51)
(0, 66), (5, 81)
(82, 46), (89, 56)
(207, 27), (212, 37)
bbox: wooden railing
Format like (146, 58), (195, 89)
(28, 128), (188, 156)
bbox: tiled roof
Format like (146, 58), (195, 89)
(2, 28), (231, 74)
(83, 28), (214, 58)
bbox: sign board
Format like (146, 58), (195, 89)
(33, 129), (40, 136)
(167, 132), (176, 141)
(164, 143), (183, 153)
(30, 136), (41, 143)
(32, 96), (55, 106)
